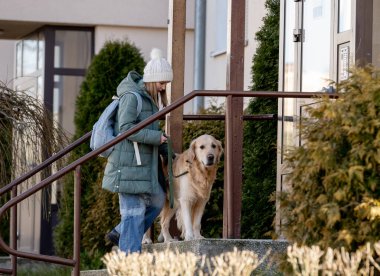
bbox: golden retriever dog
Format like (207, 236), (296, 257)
(158, 134), (223, 242)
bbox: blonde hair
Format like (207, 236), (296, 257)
(144, 82), (168, 108)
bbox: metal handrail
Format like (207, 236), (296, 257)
(0, 90), (331, 197)
(0, 90), (339, 275)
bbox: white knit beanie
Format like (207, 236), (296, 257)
(143, 48), (173, 83)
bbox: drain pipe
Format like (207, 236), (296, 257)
(193, 0), (206, 114)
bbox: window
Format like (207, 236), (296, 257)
(54, 30), (92, 69)
(22, 35), (38, 75)
(339, 0), (352, 33)
(15, 33), (44, 77)
(211, 0), (227, 56)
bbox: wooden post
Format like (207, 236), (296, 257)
(166, 0), (185, 152)
(223, 0), (245, 239)
(166, 0), (186, 239)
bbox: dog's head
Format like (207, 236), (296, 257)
(188, 134), (223, 167)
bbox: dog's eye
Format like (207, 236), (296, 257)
(211, 144), (216, 149)
(200, 145), (205, 149)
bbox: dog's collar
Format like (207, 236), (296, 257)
(167, 160), (191, 179)
(174, 171), (189, 178)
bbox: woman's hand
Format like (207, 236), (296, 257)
(160, 134), (168, 144)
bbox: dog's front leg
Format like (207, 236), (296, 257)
(180, 200), (194, 241)
(192, 200), (207, 239)
(160, 201), (177, 243)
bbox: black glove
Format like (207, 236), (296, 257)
(159, 142), (169, 165)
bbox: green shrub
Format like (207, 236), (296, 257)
(241, 0), (279, 239)
(54, 40), (145, 263)
(280, 66), (380, 251)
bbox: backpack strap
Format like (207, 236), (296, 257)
(128, 91), (142, 117)
(128, 92), (143, 165)
(117, 91), (142, 117)
(117, 91), (143, 165)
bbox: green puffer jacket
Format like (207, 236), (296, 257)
(102, 71), (163, 194)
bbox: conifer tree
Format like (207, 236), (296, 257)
(241, 0), (279, 238)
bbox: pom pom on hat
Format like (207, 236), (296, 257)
(150, 48), (164, 60)
(143, 48), (173, 83)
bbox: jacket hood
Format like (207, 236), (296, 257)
(116, 71), (145, 97)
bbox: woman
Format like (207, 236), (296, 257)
(102, 48), (172, 253)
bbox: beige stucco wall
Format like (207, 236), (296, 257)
(244, 0), (267, 91)
(0, 0), (194, 29)
(0, 40), (15, 85)
(204, 0), (266, 109)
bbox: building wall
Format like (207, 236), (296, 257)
(244, 0), (267, 91)
(204, 0), (266, 110)
(0, 40), (15, 85)
(0, 0), (185, 29)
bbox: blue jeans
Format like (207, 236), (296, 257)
(115, 186), (165, 253)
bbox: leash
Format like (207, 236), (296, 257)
(165, 136), (190, 208)
(166, 136), (175, 209)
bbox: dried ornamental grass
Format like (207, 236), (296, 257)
(102, 250), (154, 275)
(0, 83), (69, 200)
(102, 247), (269, 276)
(102, 248), (201, 276)
(153, 248), (202, 276)
(287, 242), (380, 275)
(209, 247), (269, 276)
(286, 244), (324, 276)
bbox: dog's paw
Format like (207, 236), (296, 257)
(194, 234), (205, 240)
(142, 237), (153, 244)
(142, 238), (153, 244)
(163, 238), (177, 243)
(157, 232), (164, 243)
(184, 234), (195, 241)
(160, 232), (177, 243)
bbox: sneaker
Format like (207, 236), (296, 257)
(106, 229), (119, 246)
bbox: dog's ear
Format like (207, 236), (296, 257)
(216, 140), (224, 162)
(188, 140), (196, 162)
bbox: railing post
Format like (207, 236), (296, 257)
(73, 166), (81, 276)
(167, 0), (186, 239)
(224, 0), (245, 238)
(11, 186), (17, 276)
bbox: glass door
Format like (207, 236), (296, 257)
(277, 0), (354, 234)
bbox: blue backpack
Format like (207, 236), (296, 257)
(90, 92), (142, 158)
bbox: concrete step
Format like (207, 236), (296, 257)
(80, 269), (108, 275)
(81, 238), (288, 275)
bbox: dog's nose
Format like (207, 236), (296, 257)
(207, 154), (215, 163)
